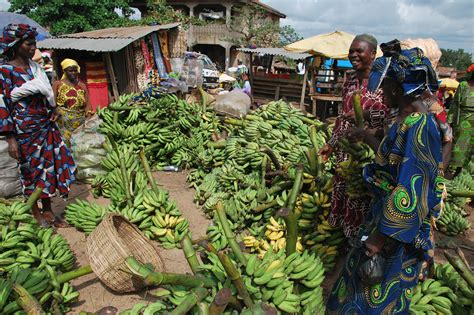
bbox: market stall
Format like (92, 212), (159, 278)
(237, 47), (311, 103)
(37, 23), (180, 110)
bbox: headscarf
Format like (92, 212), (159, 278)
(466, 64), (474, 81)
(368, 40), (438, 96)
(0, 24), (38, 55)
(353, 34), (378, 50)
(60, 58), (80, 80)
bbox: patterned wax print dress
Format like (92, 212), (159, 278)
(327, 113), (444, 314)
(55, 81), (87, 146)
(327, 71), (389, 239)
(0, 65), (76, 198)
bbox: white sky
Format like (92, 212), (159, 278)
(262, 0), (474, 52)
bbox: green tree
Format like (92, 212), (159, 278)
(279, 25), (303, 46)
(9, 0), (133, 35)
(228, 5), (280, 47)
(439, 48), (472, 71)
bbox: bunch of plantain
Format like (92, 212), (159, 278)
(65, 199), (110, 235)
(436, 202), (471, 236)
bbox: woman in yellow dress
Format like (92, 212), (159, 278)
(53, 58), (92, 145)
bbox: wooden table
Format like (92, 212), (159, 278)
(309, 94), (342, 118)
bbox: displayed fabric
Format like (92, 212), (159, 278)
(327, 113), (444, 314)
(56, 81), (87, 145)
(151, 32), (167, 79)
(10, 60), (55, 107)
(0, 64), (76, 198)
(327, 72), (389, 238)
(85, 61), (108, 110)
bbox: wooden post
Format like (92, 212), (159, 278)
(299, 59), (309, 110)
(267, 55), (274, 74)
(249, 52), (255, 103)
(274, 86), (280, 100)
(104, 52), (119, 101)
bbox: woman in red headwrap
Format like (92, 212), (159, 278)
(0, 24), (76, 227)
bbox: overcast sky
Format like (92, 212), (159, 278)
(262, 0), (473, 52)
(1, 0), (472, 52)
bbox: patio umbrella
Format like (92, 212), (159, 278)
(0, 12), (50, 41)
(284, 30), (382, 60)
(439, 78), (459, 89)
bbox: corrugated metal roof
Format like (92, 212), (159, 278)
(237, 47), (310, 60)
(37, 23), (180, 52)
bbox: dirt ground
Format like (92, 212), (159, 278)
(48, 171), (474, 314)
(51, 171), (211, 314)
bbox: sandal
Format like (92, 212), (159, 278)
(53, 219), (69, 228)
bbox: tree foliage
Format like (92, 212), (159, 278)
(9, 0), (134, 35)
(439, 48), (472, 71)
(279, 25), (303, 46)
(228, 5), (280, 47)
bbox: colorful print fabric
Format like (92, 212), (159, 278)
(56, 81), (86, 145)
(0, 64), (76, 198)
(328, 72), (389, 238)
(327, 113), (443, 314)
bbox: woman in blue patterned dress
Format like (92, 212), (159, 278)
(327, 47), (444, 314)
(0, 24), (76, 227)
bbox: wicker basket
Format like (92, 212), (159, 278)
(86, 213), (165, 293)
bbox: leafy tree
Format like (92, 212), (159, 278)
(279, 25), (303, 46)
(439, 48), (472, 71)
(9, 0), (133, 35)
(228, 5), (280, 47)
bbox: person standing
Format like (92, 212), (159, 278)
(53, 58), (92, 146)
(327, 47), (445, 314)
(319, 34), (389, 239)
(0, 24), (76, 227)
(448, 64), (474, 173)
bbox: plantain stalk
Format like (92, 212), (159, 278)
(353, 90), (364, 128)
(57, 265), (93, 284)
(260, 147), (281, 171)
(25, 187), (43, 209)
(253, 200), (278, 213)
(170, 287), (208, 315)
(139, 150), (159, 193)
(125, 257), (216, 288)
(444, 250), (474, 290)
(283, 165), (304, 256)
(448, 190), (474, 198)
(209, 288), (232, 315)
(257, 181), (293, 201)
(224, 118), (244, 126)
(201, 242), (254, 309)
(182, 234), (201, 274)
(206, 141), (227, 149)
(215, 202), (247, 266)
(12, 283), (44, 314)
(198, 302), (210, 315)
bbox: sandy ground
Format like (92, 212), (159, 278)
(51, 171), (211, 314)
(48, 171), (474, 314)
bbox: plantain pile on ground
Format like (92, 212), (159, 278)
(437, 161), (473, 236)
(97, 93), (222, 169)
(187, 100), (344, 270)
(0, 192), (91, 314)
(66, 146), (190, 249)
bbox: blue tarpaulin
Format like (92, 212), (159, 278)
(0, 12), (50, 41)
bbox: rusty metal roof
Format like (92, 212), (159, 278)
(237, 47), (310, 60)
(37, 23), (180, 52)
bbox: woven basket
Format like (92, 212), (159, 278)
(86, 213), (165, 293)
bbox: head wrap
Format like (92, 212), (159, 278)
(0, 24), (38, 55)
(353, 34), (378, 50)
(60, 58), (80, 80)
(368, 41), (438, 96)
(466, 64), (474, 81)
